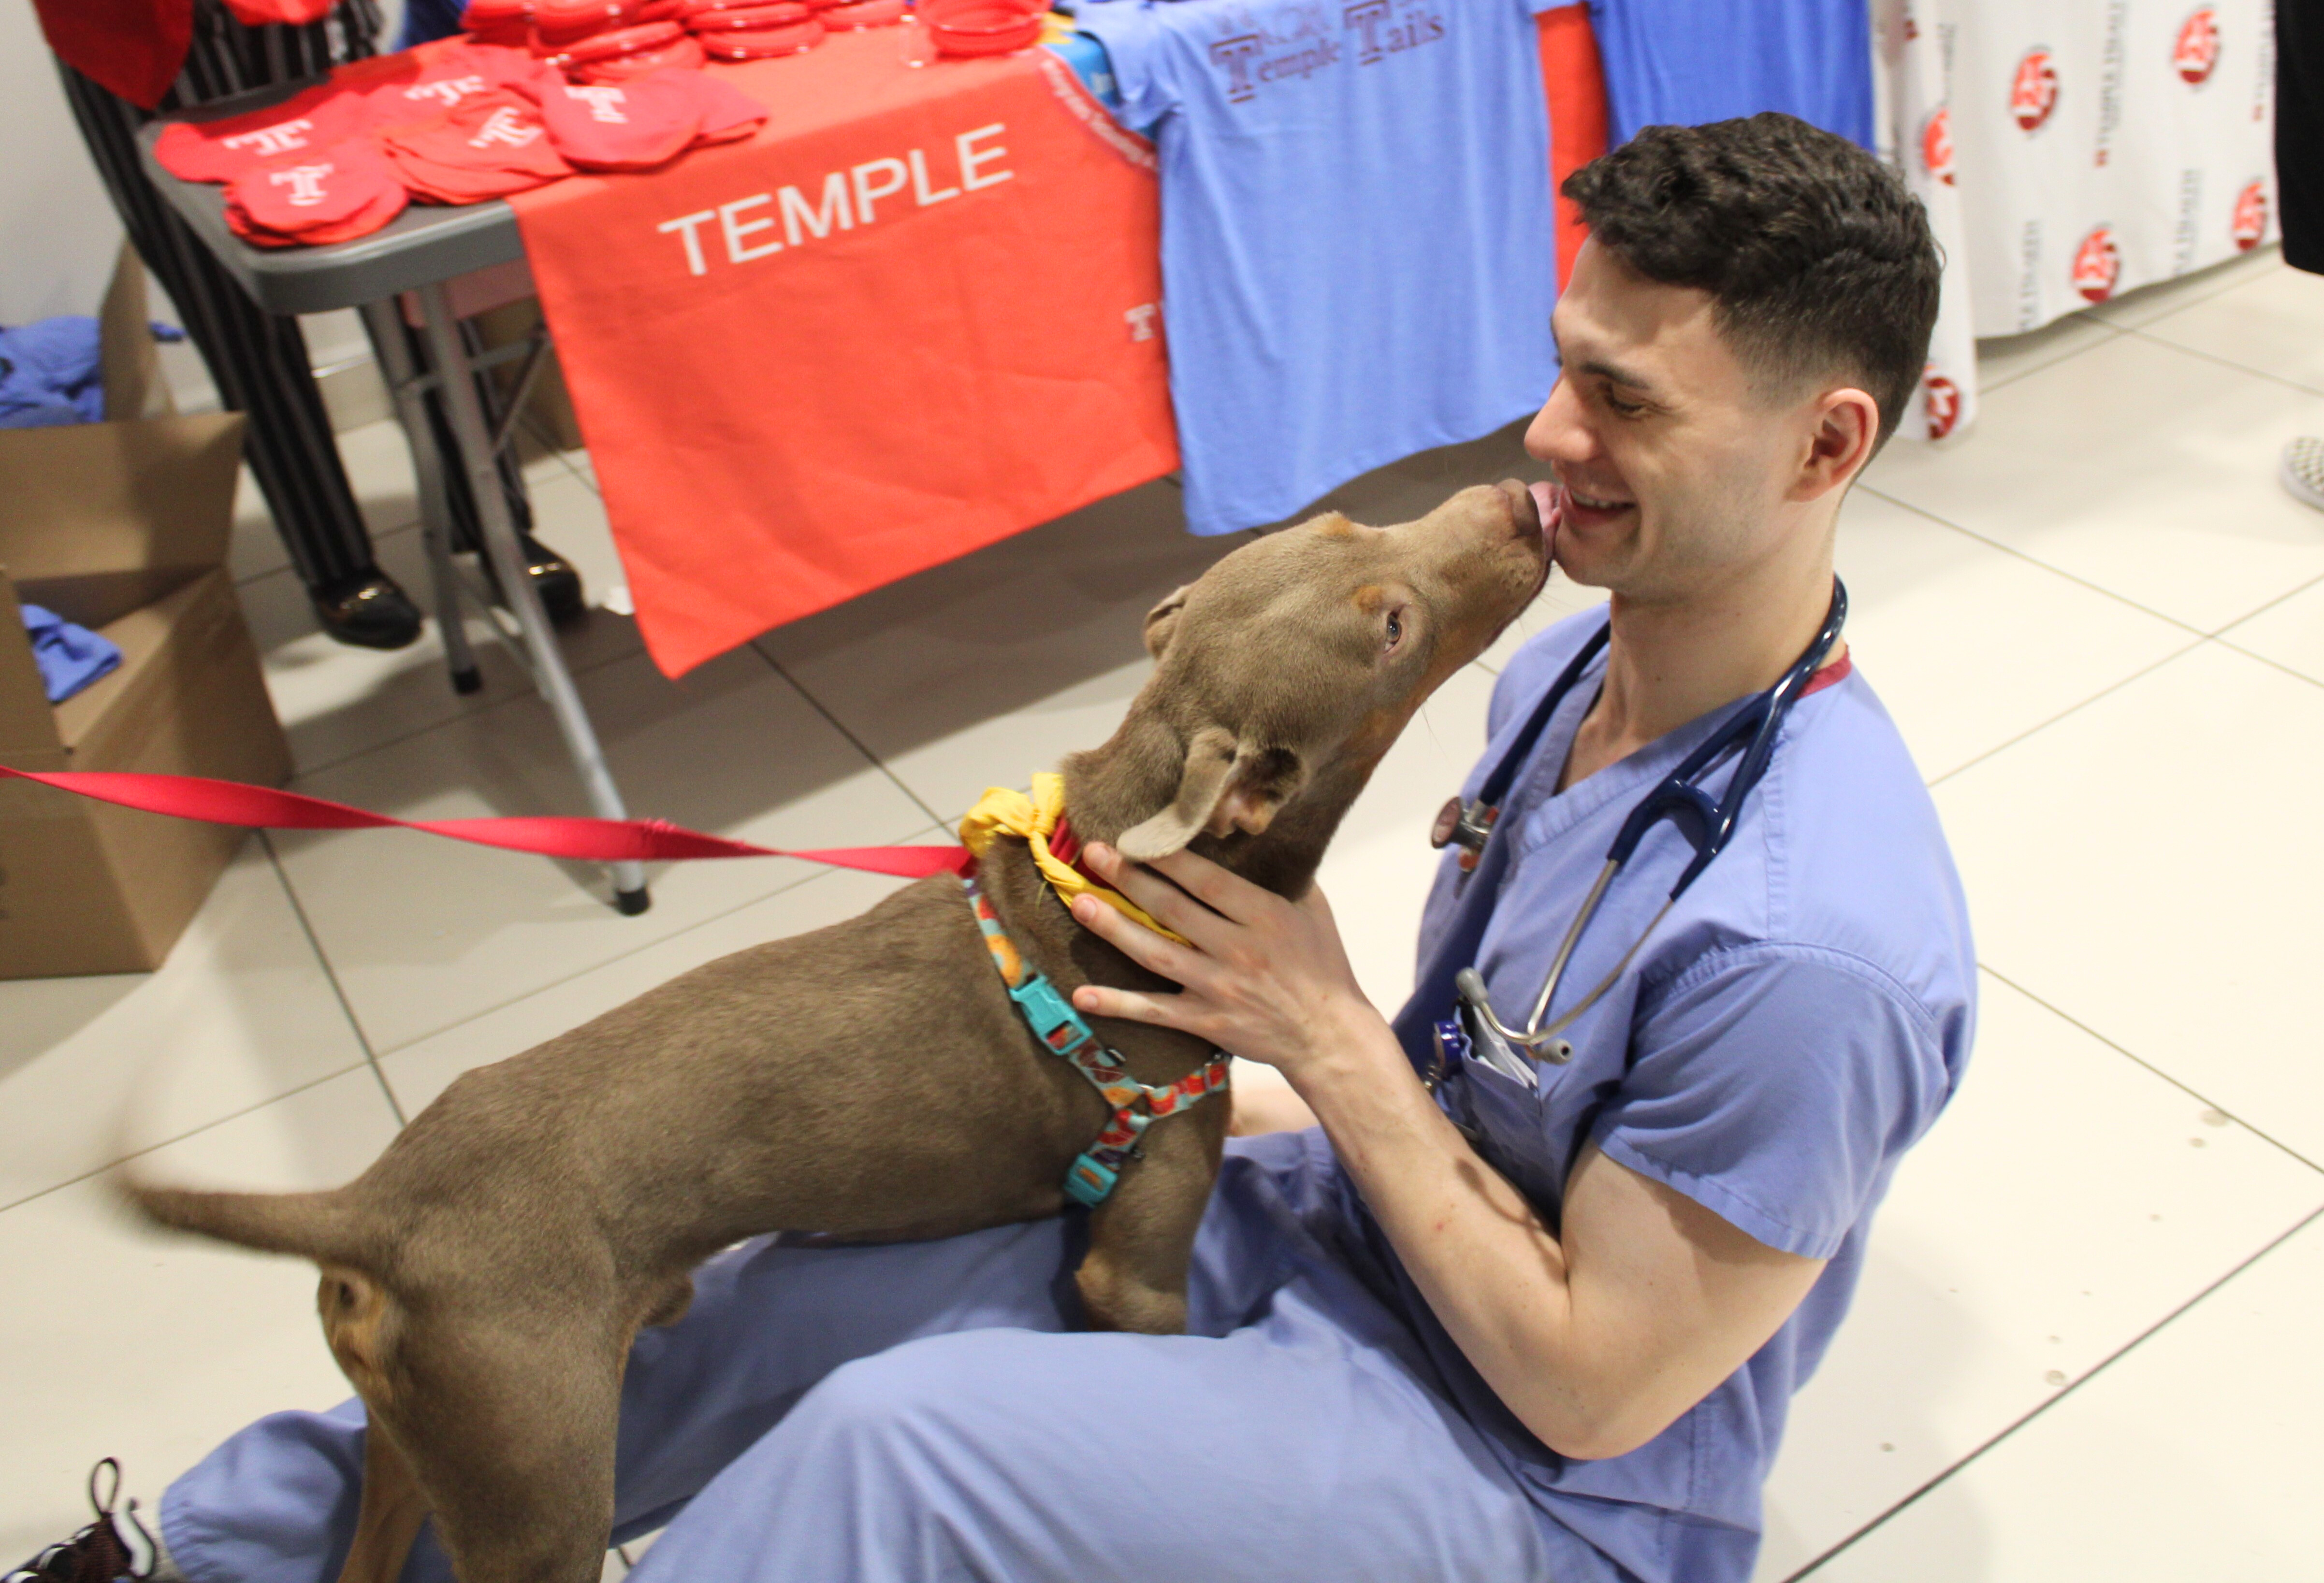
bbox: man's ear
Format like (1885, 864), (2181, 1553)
(1142, 586), (1191, 661)
(1116, 728), (1308, 861)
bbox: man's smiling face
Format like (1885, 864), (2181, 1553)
(1525, 238), (1819, 605)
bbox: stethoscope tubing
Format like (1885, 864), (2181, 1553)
(1450, 578), (1849, 1065)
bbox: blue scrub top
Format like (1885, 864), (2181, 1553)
(1353, 610), (1976, 1583)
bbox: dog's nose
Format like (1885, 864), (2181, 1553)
(1495, 478), (1542, 538)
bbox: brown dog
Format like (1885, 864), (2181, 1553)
(127, 482), (1548, 1583)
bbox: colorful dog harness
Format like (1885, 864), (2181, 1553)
(963, 867), (1228, 1208)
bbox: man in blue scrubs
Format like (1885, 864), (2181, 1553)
(22, 113), (1967, 1583)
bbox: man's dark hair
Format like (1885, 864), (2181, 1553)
(1562, 113), (1941, 450)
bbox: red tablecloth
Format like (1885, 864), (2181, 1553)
(508, 33), (1177, 677)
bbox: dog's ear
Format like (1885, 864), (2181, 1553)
(1116, 729), (1308, 861)
(1117, 725), (1236, 860)
(1142, 586), (1191, 660)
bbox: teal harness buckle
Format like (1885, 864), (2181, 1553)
(964, 868), (1229, 1208)
(1008, 973), (1095, 1059)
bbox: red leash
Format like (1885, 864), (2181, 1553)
(0, 765), (971, 880)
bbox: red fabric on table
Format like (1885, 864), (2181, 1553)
(153, 82), (373, 181)
(505, 38), (1176, 676)
(29, 0), (194, 109)
(538, 72), (704, 168)
(1537, 2), (1610, 291)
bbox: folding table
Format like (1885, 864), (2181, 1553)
(138, 103), (654, 915)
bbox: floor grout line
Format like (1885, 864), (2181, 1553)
(1977, 963), (2324, 1176)
(1922, 637), (2206, 789)
(0, 1056), (376, 1219)
(2116, 320), (2324, 403)
(275, 623), (646, 785)
(357, 825), (947, 1066)
(1851, 486), (2212, 640)
(747, 644), (951, 831)
(258, 830), (407, 1128)
(1969, 318), (2124, 394)
(1782, 1200), (2324, 1581)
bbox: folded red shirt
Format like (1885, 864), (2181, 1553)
(537, 72), (703, 169)
(362, 42), (552, 128)
(686, 67), (770, 144)
(224, 139), (408, 245)
(379, 87), (573, 200)
(569, 36), (711, 82)
(153, 84), (372, 182)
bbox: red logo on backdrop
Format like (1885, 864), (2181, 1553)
(2012, 49), (2059, 131)
(2233, 180), (2269, 249)
(2174, 8), (2220, 85)
(2072, 226), (2121, 302)
(1923, 367), (1961, 440)
(1921, 106), (1955, 185)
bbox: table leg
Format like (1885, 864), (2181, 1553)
(360, 299), (481, 697)
(412, 281), (651, 916)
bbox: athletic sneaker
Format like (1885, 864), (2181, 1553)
(5, 1461), (158, 1583)
(2280, 436), (2324, 512)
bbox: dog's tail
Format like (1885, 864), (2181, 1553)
(124, 1180), (370, 1268)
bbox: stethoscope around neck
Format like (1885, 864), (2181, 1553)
(1427, 577), (1848, 1083)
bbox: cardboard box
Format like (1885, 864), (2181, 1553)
(0, 247), (289, 979)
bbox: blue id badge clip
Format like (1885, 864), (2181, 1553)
(1431, 1008), (1538, 1093)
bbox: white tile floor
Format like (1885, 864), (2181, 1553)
(8, 247), (2324, 1579)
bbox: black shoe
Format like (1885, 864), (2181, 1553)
(480, 534), (585, 625)
(7, 1460), (155, 1583)
(311, 568), (424, 650)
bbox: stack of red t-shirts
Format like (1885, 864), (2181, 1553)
(681, 0), (827, 56)
(153, 82), (377, 183)
(378, 88), (575, 201)
(357, 40), (556, 126)
(222, 138), (410, 246)
(152, 34), (766, 246)
(554, 20), (710, 82)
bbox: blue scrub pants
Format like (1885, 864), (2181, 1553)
(158, 1133), (1555, 1583)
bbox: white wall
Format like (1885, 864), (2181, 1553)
(0, 2), (131, 324)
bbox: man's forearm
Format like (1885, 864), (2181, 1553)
(1285, 1008), (1629, 1456)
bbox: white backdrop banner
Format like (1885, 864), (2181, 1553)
(1878, 0), (2278, 441)
(1876, 0), (1980, 441)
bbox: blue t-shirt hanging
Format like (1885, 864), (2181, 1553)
(1072, 0), (1560, 537)
(1587, 0), (1874, 150)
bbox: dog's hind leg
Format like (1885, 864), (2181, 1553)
(334, 1422), (431, 1583)
(404, 1314), (632, 1583)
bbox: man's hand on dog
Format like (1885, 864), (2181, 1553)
(1068, 843), (1391, 1088)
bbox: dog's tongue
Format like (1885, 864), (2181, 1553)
(1529, 480), (1560, 529)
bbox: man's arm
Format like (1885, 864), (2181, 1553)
(1069, 843), (1823, 1460)
(1292, 1007), (1822, 1458)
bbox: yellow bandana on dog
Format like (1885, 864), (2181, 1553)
(957, 773), (1192, 947)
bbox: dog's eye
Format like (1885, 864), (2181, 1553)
(1384, 611), (1403, 651)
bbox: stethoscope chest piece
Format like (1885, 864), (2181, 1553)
(1430, 797), (1498, 874)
